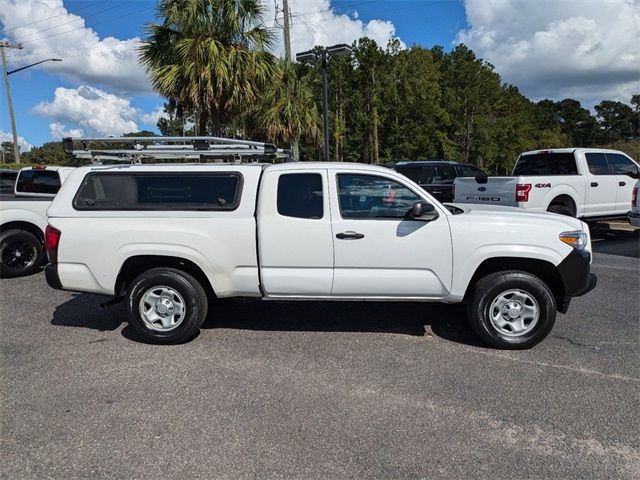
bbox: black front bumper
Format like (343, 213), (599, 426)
(45, 264), (63, 290)
(556, 249), (597, 313)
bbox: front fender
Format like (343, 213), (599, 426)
(449, 243), (569, 299)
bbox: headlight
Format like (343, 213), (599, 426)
(559, 231), (588, 250)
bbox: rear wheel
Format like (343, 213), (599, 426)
(547, 204), (575, 217)
(467, 271), (556, 349)
(126, 267), (208, 344)
(0, 229), (42, 278)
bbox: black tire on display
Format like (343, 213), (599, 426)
(126, 267), (208, 344)
(467, 271), (556, 350)
(0, 229), (42, 278)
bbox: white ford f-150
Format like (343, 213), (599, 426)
(45, 162), (597, 349)
(453, 148), (639, 219)
(0, 166), (74, 277)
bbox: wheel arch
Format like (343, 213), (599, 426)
(547, 194), (577, 216)
(0, 221), (45, 242)
(463, 257), (565, 306)
(114, 255), (216, 298)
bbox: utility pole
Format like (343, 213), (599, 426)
(282, 0), (292, 61)
(1, 41), (23, 164)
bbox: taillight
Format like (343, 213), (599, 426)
(45, 225), (61, 264)
(633, 186), (638, 208)
(516, 183), (532, 202)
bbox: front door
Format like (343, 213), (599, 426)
(329, 171), (453, 298)
(258, 169), (334, 296)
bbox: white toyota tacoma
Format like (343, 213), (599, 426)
(453, 148), (639, 219)
(44, 161), (597, 349)
(0, 166), (74, 277)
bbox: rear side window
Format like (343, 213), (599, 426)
(513, 153), (578, 175)
(74, 172), (242, 210)
(585, 153), (611, 175)
(606, 153), (639, 177)
(16, 170), (61, 194)
(277, 173), (323, 219)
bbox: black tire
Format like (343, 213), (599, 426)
(467, 271), (556, 349)
(547, 204), (575, 217)
(0, 229), (43, 278)
(126, 267), (208, 344)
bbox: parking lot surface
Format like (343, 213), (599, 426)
(1, 229), (638, 479)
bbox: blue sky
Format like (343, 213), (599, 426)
(0, 0), (637, 151)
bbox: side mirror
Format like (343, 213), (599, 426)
(475, 173), (488, 184)
(408, 201), (439, 221)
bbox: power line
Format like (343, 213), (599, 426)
(0, 0), (110, 35)
(12, 1), (135, 43)
(19, 5), (150, 46)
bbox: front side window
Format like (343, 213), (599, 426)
(606, 153), (639, 177)
(585, 153), (611, 175)
(74, 172), (242, 210)
(337, 173), (420, 219)
(16, 170), (61, 194)
(277, 173), (323, 219)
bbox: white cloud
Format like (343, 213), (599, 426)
(456, 0), (640, 107)
(265, 0), (404, 56)
(48, 122), (84, 139)
(34, 85), (138, 136)
(139, 106), (167, 126)
(0, 130), (33, 152)
(0, 0), (149, 94)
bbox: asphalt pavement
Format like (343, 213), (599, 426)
(1, 229), (638, 479)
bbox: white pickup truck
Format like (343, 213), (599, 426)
(44, 161), (597, 349)
(0, 166), (74, 277)
(453, 148), (639, 219)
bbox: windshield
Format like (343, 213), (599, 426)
(513, 152), (578, 175)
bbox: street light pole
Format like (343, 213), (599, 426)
(1, 41), (22, 164)
(296, 44), (352, 162)
(320, 51), (330, 163)
(0, 49), (62, 165)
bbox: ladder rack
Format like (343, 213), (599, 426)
(62, 136), (294, 164)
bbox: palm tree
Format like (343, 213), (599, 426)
(251, 61), (321, 158)
(139, 0), (277, 136)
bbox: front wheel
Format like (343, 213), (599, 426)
(467, 271), (556, 349)
(0, 229), (42, 278)
(127, 267), (208, 344)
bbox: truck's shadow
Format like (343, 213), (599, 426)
(51, 294), (483, 347)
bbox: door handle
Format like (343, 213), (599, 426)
(590, 182), (598, 187)
(336, 231), (365, 240)
(619, 181), (626, 186)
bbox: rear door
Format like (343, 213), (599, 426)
(584, 152), (617, 215)
(606, 152), (640, 214)
(329, 171), (452, 298)
(257, 168), (334, 296)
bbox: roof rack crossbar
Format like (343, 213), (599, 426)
(62, 136), (293, 164)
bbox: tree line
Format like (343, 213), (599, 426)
(3, 0), (638, 171)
